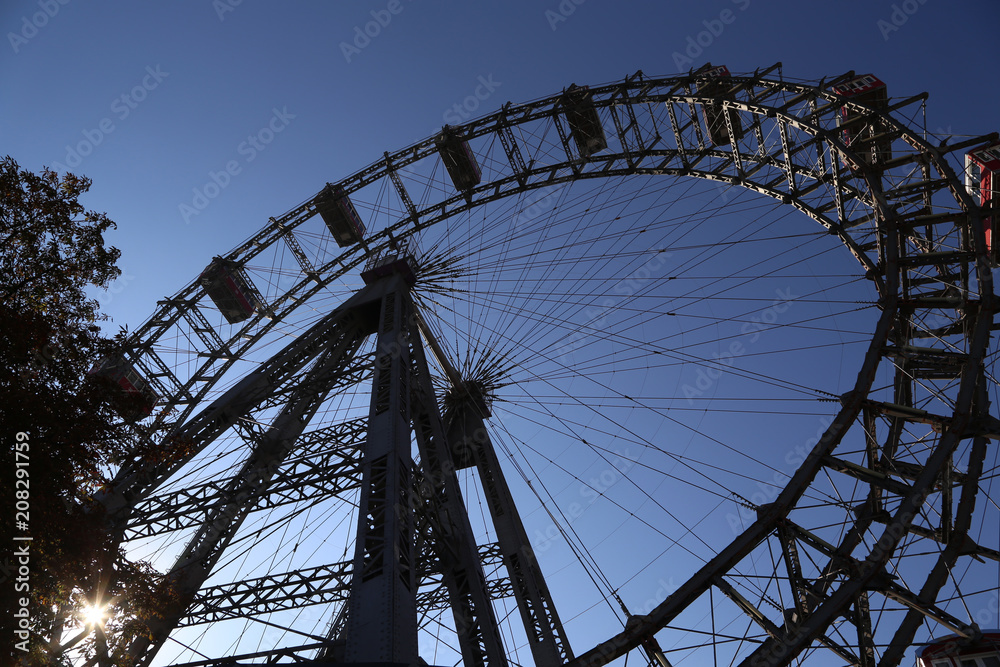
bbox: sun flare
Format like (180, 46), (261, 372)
(81, 603), (108, 627)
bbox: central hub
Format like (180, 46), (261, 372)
(360, 245), (418, 286)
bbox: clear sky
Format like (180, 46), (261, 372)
(1, 1), (995, 336)
(4, 2), (1000, 666)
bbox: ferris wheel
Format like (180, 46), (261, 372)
(71, 64), (1000, 667)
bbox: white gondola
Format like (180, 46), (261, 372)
(917, 632), (1000, 667)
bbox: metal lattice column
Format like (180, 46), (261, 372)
(406, 304), (509, 667)
(446, 399), (573, 667)
(344, 278), (419, 664)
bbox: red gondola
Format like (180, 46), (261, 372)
(199, 257), (260, 324)
(830, 74), (892, 167)
(966, 142), (1000, 262)
(89, 355), (158, 420)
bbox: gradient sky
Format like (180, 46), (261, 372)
(2, 0), (996, 331)
(4, 2), (1000, 666)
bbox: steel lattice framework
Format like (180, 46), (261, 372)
(60, 65), (1000, 667)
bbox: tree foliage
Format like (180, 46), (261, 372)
(0, 157), (173, 666)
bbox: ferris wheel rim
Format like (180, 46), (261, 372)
(121, 69), (964, 427)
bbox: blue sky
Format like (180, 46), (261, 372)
(4, 2), (1000, 666)
(2, 0), (996, 331)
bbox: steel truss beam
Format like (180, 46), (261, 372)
(93, 265), (570, 667)
(125, 418), (367, 539)
(179, 542), (513, 627)
(99, 287), (383, 521)
(713, 576), (857, 665)
(256, 351), (373, 411)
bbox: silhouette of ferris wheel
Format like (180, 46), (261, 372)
(74, 64), (1000, 667)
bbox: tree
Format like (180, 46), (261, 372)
(0, 157), (175, 666)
